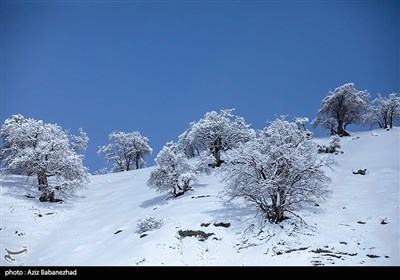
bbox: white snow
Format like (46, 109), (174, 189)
(1, 128), (399, 266)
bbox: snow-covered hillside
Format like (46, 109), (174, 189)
(1, 129), (399, 266)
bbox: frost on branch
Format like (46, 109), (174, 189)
(147, 142), (197, 198)
(0, 115), (89, 202)
(222, 117), (334, 224)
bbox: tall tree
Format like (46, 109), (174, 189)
(98, 131), (152, 172)
(0, 115), (89, 202)
(312, 83), (370, 136)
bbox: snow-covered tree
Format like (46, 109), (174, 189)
(98, 131), (152, 172)
(312, 83), (370, 136)
(0, 115), (89, 202)
(177, 122), (199, 158)
(222, 118), (333, 224)
(186, 109), (255, 167)
(147, 142), (196, 197)
(70, 128), (89, 153)
(366, 93), (400, 129)
(294, 116), (313, 139)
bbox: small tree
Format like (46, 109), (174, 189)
(0, 115), (89, 202)
(366, 93), (400, 129)
(222, 118), (333, 224)
(98, 131), (152, 172)
(186, 109), (254, 167)
(312, 83), (370, 136)
(147, 142), (196, 197)
(70, 128), (89, 153)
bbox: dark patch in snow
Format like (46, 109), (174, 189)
(353, 169), (367, 175)
(191, 195), (211, 199)
(178, 230), (214, 241)
(276, 247), (309, 256)
(114, 230), (123, 234)
(140, 233), (148, 238)
(201, 223), (211, 227)
(213, 222), (231, 228)
(312, 248), (332, 254)
(135, 258), (146, 265)
(311, 260), (323, 266)
(357, 221), (366, 224)
(366, 254), (380, 258)
(322, 253), (342, 259)
(25, 193), (35, 199)
(380, 218), (388, 224)
(339, 241), (347, 245)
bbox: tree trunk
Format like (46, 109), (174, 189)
(37, 172), (48, 192)
(389, 114), (393, 129)
(337, 120), (350, 137)
(135, 155), (140, 170)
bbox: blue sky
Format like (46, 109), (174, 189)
(1, 0), (399, 172)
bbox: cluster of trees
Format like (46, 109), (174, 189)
(0, 115), (152, 202)
(147, 109), (255, 197)
(1, 83), (398, 222)
(312, 83), (399, 136)
(148, 83), (399, 223)
(97, 131), (152, 172)
(147, 110), (332, 224)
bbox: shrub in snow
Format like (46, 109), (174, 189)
(312, 83), (370, 136)
(222, 117), (334, 224)
(317, 136), (342, 154)
(137, 216), (164, 233)
(148, 142), (197, 197)
(98, 131), (152, 172)
(0, 115), (89, 202)
(184, 108), (255, 167)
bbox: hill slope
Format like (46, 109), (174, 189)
(1, 129), (399, 266)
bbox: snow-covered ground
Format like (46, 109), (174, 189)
(1, 128), (399, 266)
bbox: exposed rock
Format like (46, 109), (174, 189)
(213, 222), (231, 228)
(177, 230), (214, 241)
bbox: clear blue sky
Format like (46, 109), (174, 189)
(1, 0), (399, 172)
